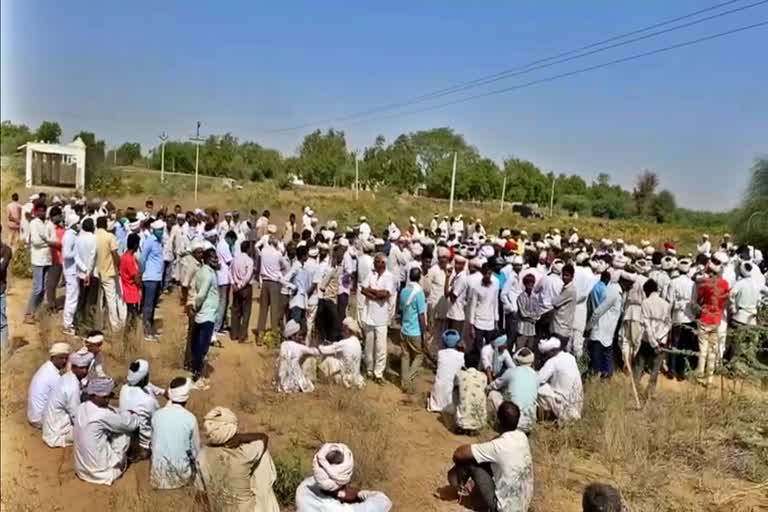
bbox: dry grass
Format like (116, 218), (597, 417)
(532, 378), (768, 512)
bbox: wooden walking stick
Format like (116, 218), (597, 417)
(625, 352), (641, 410)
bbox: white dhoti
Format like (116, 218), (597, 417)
(537, 383), (581, 424)
(63, 272), (79, 329)
(568, 301), (587, 359)
(621, 320), (643, 365)
(100, 276), (123, 331)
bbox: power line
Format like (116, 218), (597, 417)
(336, 21), (768, 127)
(265, 0), (766, 133)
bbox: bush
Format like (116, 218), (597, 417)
(273, 439), (306, 507)
(10, 245), (31, 279)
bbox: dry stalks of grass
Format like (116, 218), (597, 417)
(307, 387), (395, 489)
(532, 378), (768, 511)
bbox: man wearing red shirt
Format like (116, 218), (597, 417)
(695, 261), (729, 386)
(120, 233), (142, 334)
(46, 207), (66, 311)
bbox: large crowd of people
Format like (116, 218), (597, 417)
(3, 189), (767, 511)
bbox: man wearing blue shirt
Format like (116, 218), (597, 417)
(399, 267), (427, 393)
(141, 220), (165, 341)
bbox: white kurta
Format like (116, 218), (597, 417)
(428, 348), (465, 412)
(276, 341), (319, 393)
(468, 277), (499, 331)
(73, 401), (139, 486)
(296, 477), (392, 511)
(27, 361), (61, 427)
(318, 336), (365, 389)
(534, 273), (563, 314)
(42, 372), (82, 447)
(471, 431), (534, 512)
(537, 351), (583, 423)
(118, 384), (160, 449)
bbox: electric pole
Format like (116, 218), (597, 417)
(158, 131), (168, 184)
(189, 122), (204, 203)
(449, 152), (457, 214)
(500, 175), (507, 213)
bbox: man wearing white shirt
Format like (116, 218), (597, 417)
(355, 241), (375, 324)
(667, 258), (696, 380)
(358, 216), (371, 241)
(537, 337), (583, 423)
(74, 376), (139, 486)
(118, 359), (164, 461)
(586, 275), (625, 378)
(467, 263), (499, 352)
(730, 261), (760, 327)
(361, 254), (395, 383)
(214, 231), (236, 336)
(254, 235), (287, 343)
(24, 202), (56, 323)
(533, 260), (564, 338)
(74, 218), (98, 333)
(570, 253), (597, 360)
(425, 247), (450, 349)
(445, 255), (469, 333)
(27, 342), (71, 427)
(61, 213), (81, 335)
(42, 350), (92, 447)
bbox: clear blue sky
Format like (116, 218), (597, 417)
(2, 1), (766, 210)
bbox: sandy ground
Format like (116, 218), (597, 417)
(2, 278), (766, 510)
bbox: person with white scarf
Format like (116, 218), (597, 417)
(73, 376), (139, 486)
(318, 317), (365, 389)
(296, 443), (392, 511)
(150, 377), (200, 489)
(537, 337), (583, 424)
(42, 350), (92, 447)
(398, 267), (428, 393)
(195, 407), (280, 512)
(27, 342), (72, 428)
(276, 320), (321, 393)
(118, 359), (164, 460)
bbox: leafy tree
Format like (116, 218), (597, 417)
(0, 120), (33, 154)
(74, 131), (106, 172)
(559, 194), (591, 215)
(633, 170), (659, 215)
(409, 127), (471, 176)
(35, 120), (62, 143)
(503, 158), (549, 205)
(116, 142), (141, 165)
(651, 189), (677, 223)
(733, 157), (768, 249)
(297, 129), (350, 186)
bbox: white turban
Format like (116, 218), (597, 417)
(127, 359), (149, 385)
(644, 246), (655, 256)
(342, 317), (362, 337)
(388, 229), (401, 241)
(538, 337), (561, 353)
(283, 319), (301, 339)
(308, 247), (319, 257)
(712, 251), (729, 265)
(150, 219), (165, 230)
(338, 238), (350, 248)
(66, 213), (80, 228)
(85, 333), (104, 345)
(86, 376), (115, 397)
(661, 256), (675, 271)
(128, 220), (141, 232)
(49, 342), (72, 356)
(511, 255), (524, 265)
(575, 252), (590, 264)
(69, 350), (94, 367)
(203, 407), (239, 445)
(550, 259), (565, 274)
(267, 224), (277, 234)
(469, 258), (483, 270)
(410, 243), (423, 257)
(740, 261), (753, 278)
(312, 443), (355, 492)
(479, 245), (495, 259)
(678, 258), (692, 273)
(168, 378), (191, 403)
(436, 246), (451, 258)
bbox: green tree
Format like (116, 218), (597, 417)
(297, 129), (350, 186)
(0, 120), (33, 154)
(35, 120), (62, 143)
(116, 142), (142, 165)
(733, 157), (768, 249)
(651, 189), (677, 223)
(633, 170), (659, 215)
(409, 127), (471, 176)
(503, 157), (549, 204)
(74, 131), (106, 172)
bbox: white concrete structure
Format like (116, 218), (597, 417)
(20, 137), (86, 191)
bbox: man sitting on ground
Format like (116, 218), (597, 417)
(582, 483), (625, 512)
(318, 317), (365, 389)
(151, 377), (200, 489)
(448, 401), (534, 512)
(487, 348), (538, 433)
(42, 349), (92, 447)
(537, 336), (583, 424)
(480, 334), (514, 383)
(195, 407), (280, 511)
(295, 442), (392, 511)
(454, 351), (488, 433)
(73, 376), (140, 485)
(119, 359), (164, 461)
(427, 329), (465, 413)
(276, 320), (321, 393)
(27, 342), (71, 428)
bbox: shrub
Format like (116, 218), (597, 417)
(10, 245), (31, 279)
(273, 439), (306, 507)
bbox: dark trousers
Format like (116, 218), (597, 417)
(503, 312), (518, 350)
(447, 319), (465, 334)
(124, 303), (140, 333)
(45, 264), (62, 311)
(669, 322), (698, 379)
(142, 280), (161, 334)
(162, 260), (173, 291)
(633, 341), (664, 392)
(256, 280), (283, 333)
(536, 310), (553, 339)
(191, 320), (214, 378)
(75, 277), (100, 334)
(184, 316), (194, 369)
(337, 293), (349, 324)
(449, 462), (497, 512)
(317, 298), (340, 342)
(588, 339), (614, 378)
(230, 285), (253, 341)
(289, 306), (306, 332)
(472, 327), (496, 357)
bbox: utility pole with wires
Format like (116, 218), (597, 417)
(189, 121), (204, 203)
(158, 131), (168, 184)
(355, 156), (360, 200)
(549, 175), (556, 216)
(500, 174), (507, 213)
(449, 152), (457, 214)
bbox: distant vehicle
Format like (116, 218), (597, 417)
(512, 203), (543, 219)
